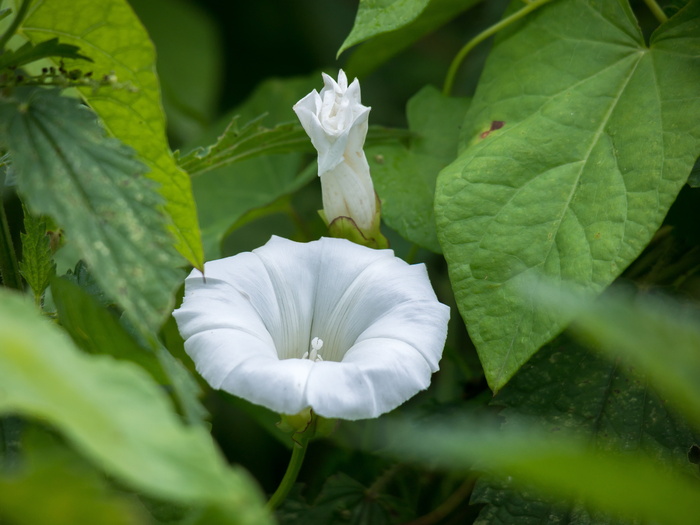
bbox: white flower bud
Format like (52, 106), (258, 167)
(293, 70), (377, 232)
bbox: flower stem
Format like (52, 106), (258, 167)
(442, 0), (554, 96)
(402, 476), (476, 525)
(267, 415), (316, 510)
(642, 0), (668, 24)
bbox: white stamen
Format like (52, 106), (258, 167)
(305, 337), (324, 362)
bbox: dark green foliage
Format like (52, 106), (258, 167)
(18, 206), (55, 304)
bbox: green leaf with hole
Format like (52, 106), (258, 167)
(0, 88), (182, 335)
(20, 0), (204, 268)
(367, 85), (469, 253)
(338, 0), (431, 57)
(0, 288), (271, 525)
(435, 0), (700, 392)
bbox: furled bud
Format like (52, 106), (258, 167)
(293, 70), (386, 247)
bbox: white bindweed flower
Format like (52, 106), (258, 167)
(173, 236), (450, 421)
(293, 70), (378, 234)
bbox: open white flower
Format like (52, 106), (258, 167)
(173, 236), (450, 420)
(293, 70), (377, 233)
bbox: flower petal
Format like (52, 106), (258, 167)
(220, 357), (315, 415)
(252, 236), (321, 359)
(304, 338), (433, 420)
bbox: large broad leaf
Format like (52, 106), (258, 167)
(0, 289), (271, 525)
(0, 435), (148, 525)
(20, 0), (204, 268)
(435, 0), (700, 391)
(386, 411), (700, 525)
(367, 85), (469, 253)
(472, 339), (700, 524)
(338, 0), (431, 57)
(51, 276), (208, 426)
(50, 277), (168, 385)
(344, 0), (483, 78)
(0, 88), (182, 334)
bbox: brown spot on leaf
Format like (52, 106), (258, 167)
(480, 120), (505, 139)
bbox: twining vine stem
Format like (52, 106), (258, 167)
(642, 0), (668, 23)
(0, 0), (31, 51)
(442, 0), (555, 96)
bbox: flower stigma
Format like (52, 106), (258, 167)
(302, 337), (324, 362)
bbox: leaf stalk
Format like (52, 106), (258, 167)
(642, 0), (668, 23)
(443, 0), (554, 96)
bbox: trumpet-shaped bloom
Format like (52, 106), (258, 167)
(293, 70), (377, 232)
(173, 236), (450, 420)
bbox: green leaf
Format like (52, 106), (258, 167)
(472, 339), (700, 523)
(535, 285), (700, 431)
(53, 256), (208, 428)
(0, 37), (91, 71)
(0, 433), (148, 525)
(0, 88), (182, 335)
(18, 205), (55, 305)
(155, 344), (210, 427)
(51, 276), (167, 384)
(178, 117), (314, 177)
(21, 0), (204, 269)
(435, 0), (700, 391)
(387, 414), (700, 525)
(686, 156), (700, 187)
(345, 0), (483, 78)
(279, 473), (413, 525)
(338, 0), (431, 57)
(0, 288), (271, 525)
(367, 85), (469, 253)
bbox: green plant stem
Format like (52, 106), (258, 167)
(443, 0), (554, 96)
(0, 199), (21, 289)
(267, 417), (316, 510)
(0, 0), (31, 51)
(401, 476), (476, 525)
(643, 0), (668, 23)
